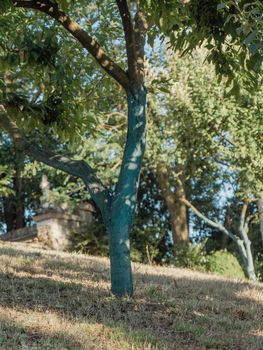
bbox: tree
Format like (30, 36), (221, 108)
(145, 48), (235, 245)
(145, 46), (262, 274)
(181, 197), (257, 280)
(0, 0), (148, 297)
(0, 0), (262, 296)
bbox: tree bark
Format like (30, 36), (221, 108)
(173, 168), (189, 243)
(3, 156), (25, 232)
(157, 165), (189, 244)
(257, 199), (263, 245)
(106, 205), (133, 296)
(238, 203), (256, 281)
(105, 87), (146, 296)
(13, 159), (25, 229)
(3, 196), (16, 232)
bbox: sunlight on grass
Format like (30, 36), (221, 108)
(0, 242), (262, 350)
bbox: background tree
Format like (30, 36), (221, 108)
(145, 47), (262, 278)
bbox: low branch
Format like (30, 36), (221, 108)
(181, 197), (238, 243)
(0, 105), (109, 210)
(13, 0), (130, 89)
(180, 196), (258, 279)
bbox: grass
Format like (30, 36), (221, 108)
(0, 242), (262, 349)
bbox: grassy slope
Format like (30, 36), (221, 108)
(0, 242), (262, 350)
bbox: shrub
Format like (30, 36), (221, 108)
(172, 242), (210, 272)
(207, 250), (245, 279)
(172, 242), (246, 279)
(70, 221), (108, 256)
(255, 254), (263, 281)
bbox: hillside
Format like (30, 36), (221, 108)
(0, 242), (262, 350)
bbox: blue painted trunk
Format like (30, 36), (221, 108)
(105, 86), (147, 297)
(107, 209), (133, 296)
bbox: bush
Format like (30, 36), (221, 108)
(70, 221), (108, 256)
(255, 254), (263, 281)
(172, 242), (210, 272)
(207, 250), (245, 279)
(172, 242), (246, 279)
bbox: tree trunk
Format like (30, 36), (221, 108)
(257, 199), (263, 245)
(103, 86), (146, 296)
(3, 196), (16, 232)
(238, 202), (257, 281)
(173, 168), (189, 243)
(182, 197), (257, 281)
(3, 150), (25, 232)
(13, 159), (25, 229)
(3, 172), (25, 231)
(212, 205), (232, 249)
(238, 221), (257, 281)
(244, 241), (256, 281)
(106, 204), (133, 296)
(157, 165), (189, 244)
(236, 236), (256, 281)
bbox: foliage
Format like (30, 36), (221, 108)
(131, 167), (172, 264)
(40, 188), (76, 212)
(0, 1), (125, 143)
(208, 250), (245, 279)
(148, 47), (263, 197)
(172, 242), (246, 279)
(146, 46), (263, 257)
(255, 254), (263, 281)
(139, 0), (263, 90)
(0, 165), (13, 197)
(172, 242), (210, 272)
(70, 221), (108, 256)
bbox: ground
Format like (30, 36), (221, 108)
(0, 242), (262, 350)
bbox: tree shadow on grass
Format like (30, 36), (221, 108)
(0, 244), (262, 349)
(0, 245), (110, 283)
(0, 318), (85, 350)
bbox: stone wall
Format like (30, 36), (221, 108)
(0, 202), (95, 251)
(0, 226), (38, 242)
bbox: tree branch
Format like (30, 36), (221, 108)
(116, 0), (138, 84)
(239, 201), (249, 237)
(0, 105), (110, 210)
(134, 10), (148, 84)
(13, 0), (130, 89)
(245, 213), (257, 227)
(181, 197), (239, 243)
(180, 196), (257, 278)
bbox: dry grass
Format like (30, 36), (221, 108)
(0, 241), (262, 350)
